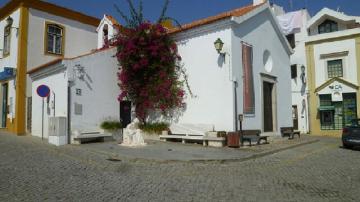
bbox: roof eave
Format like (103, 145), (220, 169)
(232, 3), (293, 55)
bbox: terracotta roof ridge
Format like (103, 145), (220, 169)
(64, 46), (116, 60)
(168, 3), (265, 34)
(28, 47), (117, 75)
(27, 58), (63, 75)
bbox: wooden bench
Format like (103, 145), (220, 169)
(240, 130), (269, 146)
(280, 127), (300, 139)
(72, 131), (113, 144)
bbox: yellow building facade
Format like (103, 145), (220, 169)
(305, 8), (360, 137)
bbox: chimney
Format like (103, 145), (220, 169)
(253, 0), (267, 6)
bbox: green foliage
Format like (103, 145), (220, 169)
(100, 121), (123, 131)
(114, 0), (191, 124)
(139, 122), (169, 135)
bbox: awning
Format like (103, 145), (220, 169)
(0, 67), (16, 81)
(318, 106), (335, 111)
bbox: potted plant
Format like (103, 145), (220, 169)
(100, 120), (123, 141)
(138, 122), (170, 140)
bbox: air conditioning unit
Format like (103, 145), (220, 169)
(48, 117), (67, 146)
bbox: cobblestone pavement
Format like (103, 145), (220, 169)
(0, 133), (359, 202)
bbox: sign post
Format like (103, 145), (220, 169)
(36, 85), (50, 140)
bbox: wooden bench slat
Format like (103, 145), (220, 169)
(240, 130), (268, 146)
(280, 127), (301, 139)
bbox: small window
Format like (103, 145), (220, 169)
(318, 20), (338, 34)
(3, 25), (11, 57)
(286, 34), (295, 49)
(291, 64), (297, 79)
(327, 59), (343, 78)
(45, 23), (64, 55)
(321, 111), (334, 124)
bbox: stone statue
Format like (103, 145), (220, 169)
(121, 118), (147, 147)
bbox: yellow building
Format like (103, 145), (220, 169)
(305, 8), (360, 136)
(0, 0), (99, 135)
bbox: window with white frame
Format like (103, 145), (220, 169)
(3, 24), (11, 56)
(327, 59), (343, 78)
(318, 19), (338, 34)
(46, 23), (64, 55)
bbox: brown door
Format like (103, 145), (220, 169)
(263, 81), (273, 132)
(292, 105), (298, 130)
(1, 83), (8, 128)
(27, 97), (32, 133)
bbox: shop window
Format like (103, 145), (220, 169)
(319, 94), (331, 106)
(327, 59), (343, 78)
(320, 110), (334, 127)
(319, 93), (357, 130)
(318, 19), (338, 34)
(291, 64), (297, 79)
(343, 93), (357, 126)
(3, 24), (11, 57)
(286, 34), (295, 49)
(45, 23), (64, 55)
(319, 94), (334, 130)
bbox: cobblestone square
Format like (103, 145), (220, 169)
(0, 132), (359, 202)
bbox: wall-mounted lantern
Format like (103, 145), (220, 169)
(6, 16), (13, 25)
(214, 38), (226, 62)
(214, 38), (224, 54)
(6, 16), (19, 33)
(300, 65), (306, 84)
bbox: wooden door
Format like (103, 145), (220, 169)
(292, 105), (298, 130)
(263, 81), (273, 132)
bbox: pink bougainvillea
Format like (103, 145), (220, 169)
(114, 22), (185, 123)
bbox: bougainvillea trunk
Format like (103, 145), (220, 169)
(114, 22), (185, 124)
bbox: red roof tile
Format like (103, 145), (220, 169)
(168, 3), (264, 34)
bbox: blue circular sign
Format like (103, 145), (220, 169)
(37, 85), (50, 98)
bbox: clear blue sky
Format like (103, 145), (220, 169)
(1, 0), (360, 24)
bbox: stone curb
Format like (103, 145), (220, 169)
(105, 139), (320, 164)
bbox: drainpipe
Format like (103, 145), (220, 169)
(234, 80), (238, 131)
(67, 81), (72, 144)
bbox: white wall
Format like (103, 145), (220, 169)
(30, 48), (119, 138)
(313, 38), (357, 87)
(26, 8), (98, 97)
(31, 63), (68, 139)
(232, 8), (292, 133)
(67, 48), (120, 133)
(290, 9), (310, 133)
(175, 22), (234, 131)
